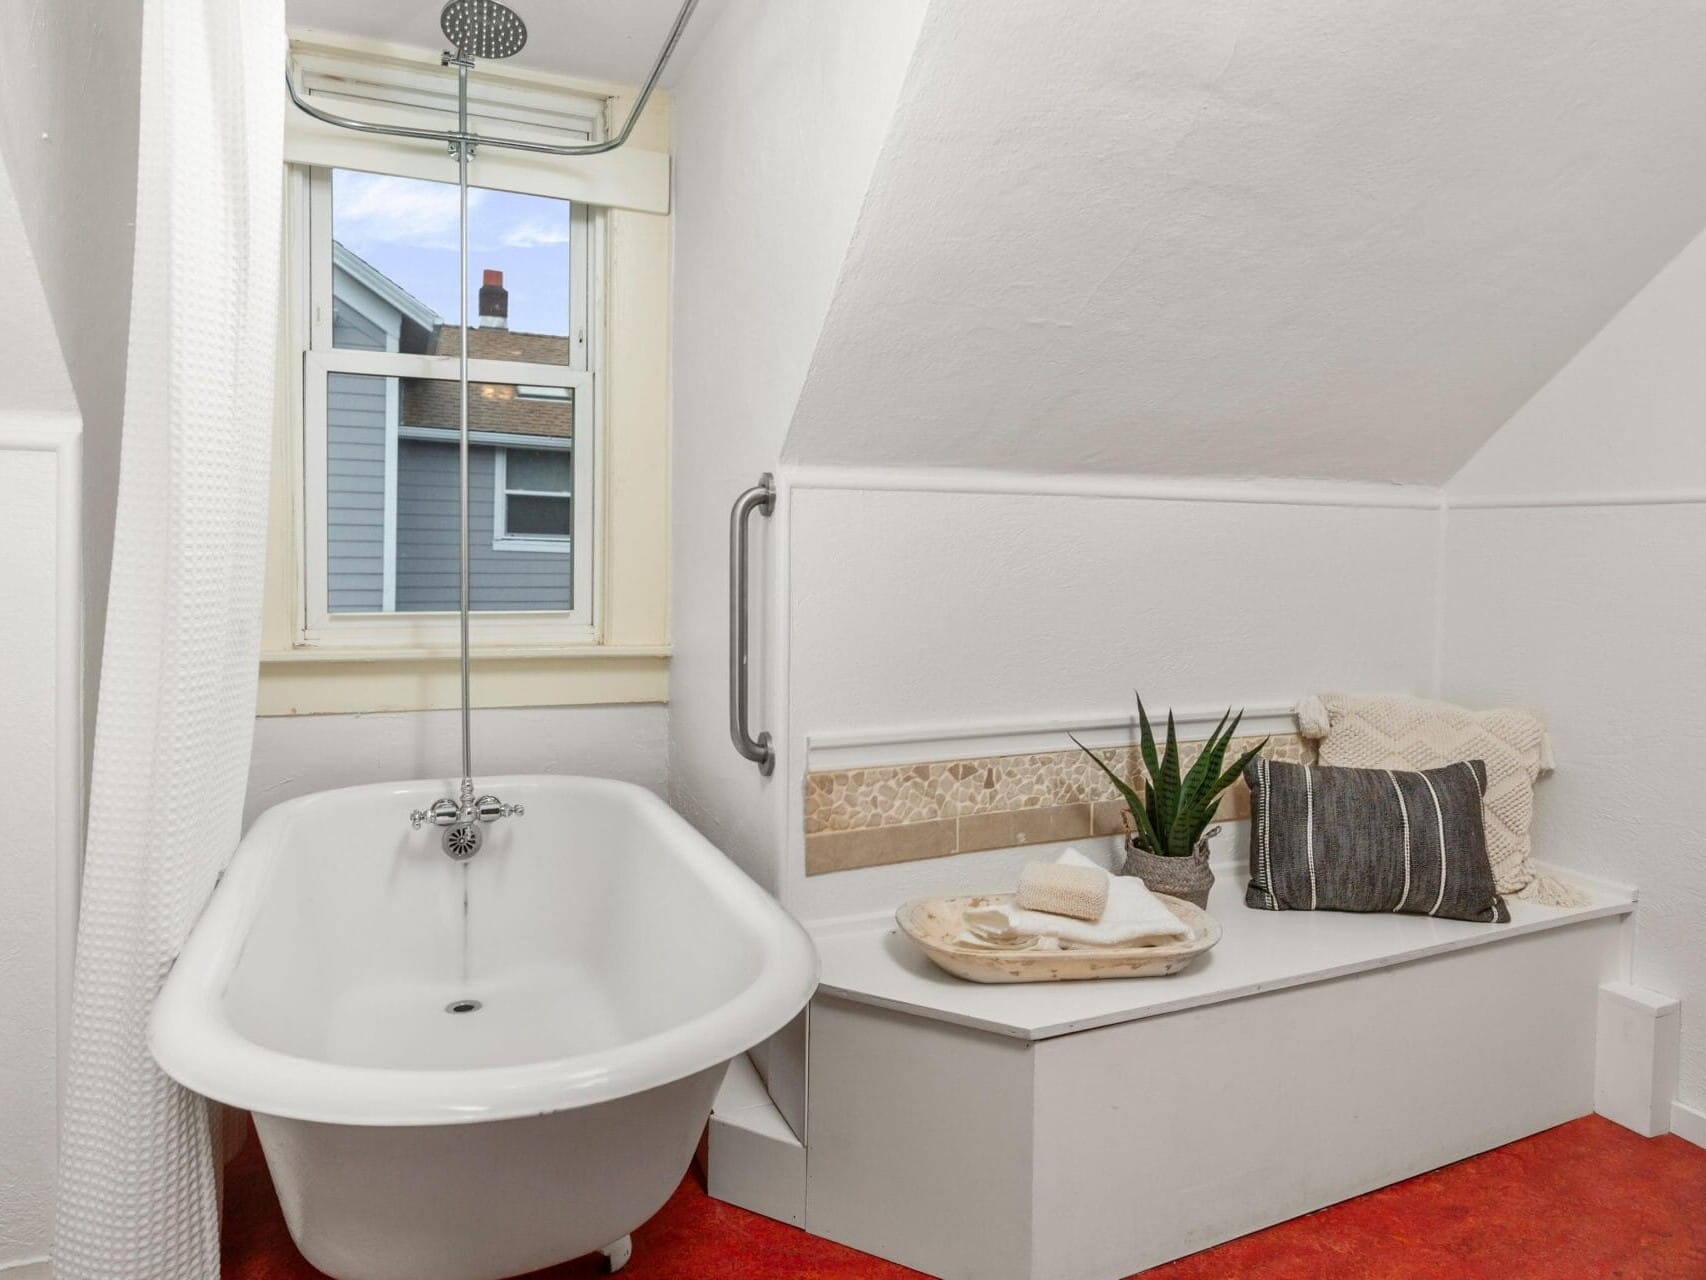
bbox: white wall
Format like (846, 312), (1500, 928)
(667, 0), (928, 891)
(0, 0), (144, 771)
(782, 0), (1706, 485)
(0, 12), (135, 1265)
(784, 481), (1442, 919)
(0, 147), (80, 1273)
(1442, 220), (1706, 1122)
(247, 705), (669, 828)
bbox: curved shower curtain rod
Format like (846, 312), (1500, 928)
(284, 0), (699, 158)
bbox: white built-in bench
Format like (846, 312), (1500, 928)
(709, 867), (1669, 1280)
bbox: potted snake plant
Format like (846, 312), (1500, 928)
(1072, 697), (1266, 909)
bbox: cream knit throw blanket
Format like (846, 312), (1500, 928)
(1296, 693), (1587, 908)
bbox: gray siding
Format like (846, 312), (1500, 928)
(326, 372), (387, 613)
(394, 438), (572, 613)
(333, 298), (388, 352)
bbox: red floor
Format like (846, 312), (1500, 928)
(224, 1114), (1706, 1279)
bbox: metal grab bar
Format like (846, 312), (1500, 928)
(730, 474), (776, 776)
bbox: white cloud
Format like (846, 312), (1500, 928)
(501, 218), (572, 249)
(334, 172), (488, 250)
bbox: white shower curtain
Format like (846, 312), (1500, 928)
(54, 0), (284, 1275)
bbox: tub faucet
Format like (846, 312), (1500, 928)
(409, 781), (524, 860)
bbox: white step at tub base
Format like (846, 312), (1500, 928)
(706, 1053), (807, 1227)
(790, 872), (1638, 1280)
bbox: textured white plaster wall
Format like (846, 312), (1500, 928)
(667, 0), (928, 892)
(246, 704), (669, 829)
(0, 0), (144, 771)
(784, 485), (1442, 920)
(1440, 507), (1706, 1117)
(1451, 222), (1706, 497)
(1443, 222), (1706, 1116)
(783, 0), (1706, 485)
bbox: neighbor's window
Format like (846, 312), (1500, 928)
(298, 165), (595, 641)
(496, 446), (574, 549)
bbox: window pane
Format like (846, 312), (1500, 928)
(507, 448), (571, 493)
(506, 494), (573, 537)
(323, 372), (574, 615)
(331, 168), (572, 364)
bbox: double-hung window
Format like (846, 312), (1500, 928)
(295, 157), (597, 646)
(264, 41), (671, 715)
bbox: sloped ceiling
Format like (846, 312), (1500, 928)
(782, 0), (1706, 483)
(286, 0), (725, 86)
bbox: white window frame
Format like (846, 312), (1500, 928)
(493, 444), (575, 554)
(295, 160), (601, 650)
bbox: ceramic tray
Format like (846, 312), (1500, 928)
(895, 892), (1221, 983)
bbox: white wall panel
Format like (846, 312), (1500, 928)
(785, 484), (1441, 919)
(0, 420), (80, 1272)
(246, 704), (668, 829)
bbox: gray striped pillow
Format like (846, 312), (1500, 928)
(1244, 758), (1509, 923)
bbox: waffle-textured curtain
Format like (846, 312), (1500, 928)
(54, 0), (284, 1274)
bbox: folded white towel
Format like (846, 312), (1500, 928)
(962, 849), (1192, 948)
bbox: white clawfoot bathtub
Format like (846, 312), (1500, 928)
(150, 776), (817, 1280)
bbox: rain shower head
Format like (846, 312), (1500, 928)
(440, 0), (528, 60)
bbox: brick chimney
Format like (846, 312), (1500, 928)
(478, 269), (509, 329)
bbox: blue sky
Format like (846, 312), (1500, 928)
(332, 169), (571, 339)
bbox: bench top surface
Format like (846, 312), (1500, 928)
(808, 869), (1634, 1041)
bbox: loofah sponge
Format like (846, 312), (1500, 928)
(1016, 859), (1110, 922)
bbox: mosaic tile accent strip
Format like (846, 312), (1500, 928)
(804, 733), (1312, 876)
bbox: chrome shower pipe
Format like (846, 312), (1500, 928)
(283, 0), (701, 160)
(453, 52), (474, 804)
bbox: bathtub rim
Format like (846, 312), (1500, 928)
(149, 774), (818, 1127)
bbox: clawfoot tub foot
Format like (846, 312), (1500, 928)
(600, 1236), (633, 1273)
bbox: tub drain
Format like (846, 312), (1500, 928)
(445, 999), (483, 1014)
(442, 822), (483, 860)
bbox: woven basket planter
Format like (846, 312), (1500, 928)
(1122, 836), (1214, 909)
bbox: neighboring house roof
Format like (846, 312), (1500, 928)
(331, 244), (573, 444)
(399, 323), (574, 442)
(428, 322), (570, 366)
(401, 376), (573, 441)
(332, 240), (440, 335)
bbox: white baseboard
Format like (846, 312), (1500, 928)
(0, 1258), (53, 1280)
(1671, 1098), (1706, 1150)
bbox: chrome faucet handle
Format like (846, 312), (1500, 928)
(409, 798), (463, 829)
(474, 795), (525, 823)
(414, 794), (519, 831)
